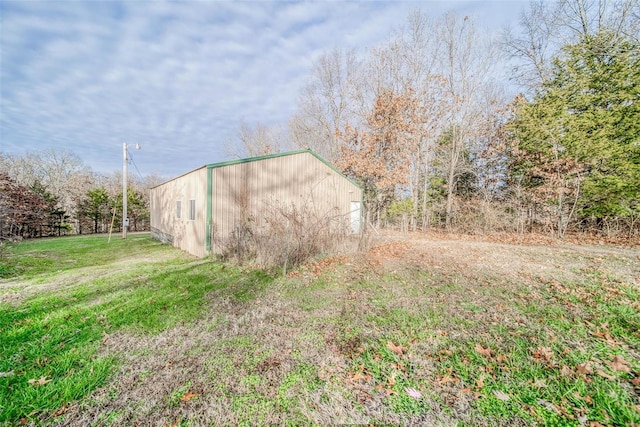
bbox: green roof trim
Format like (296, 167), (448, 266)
(205, 149), (362, 190)
(205, 149), (311, 169)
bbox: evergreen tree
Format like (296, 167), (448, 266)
(510, 31), (639, 235)
(79, 187), (111, 234)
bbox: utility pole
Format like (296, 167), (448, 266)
(122, 143), (128, 239)
(122, 142), (141, 240)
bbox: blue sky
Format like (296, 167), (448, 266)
(1, 1), (528, 178)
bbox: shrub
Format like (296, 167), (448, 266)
(217, 201), (351, 271)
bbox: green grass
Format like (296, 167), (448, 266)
(0, 234), (273, 424)
(317, 267), (639, 426)
(0, 234), (638, 426)
(1, 234), (158, 279)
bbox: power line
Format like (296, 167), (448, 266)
(127, 150), (145, 182)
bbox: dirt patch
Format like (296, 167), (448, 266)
(376, 231), (640, 286)
(292, 232), (639, 287)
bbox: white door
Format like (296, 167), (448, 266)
(350, 201), (361, 234)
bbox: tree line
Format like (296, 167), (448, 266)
(238, 0), (639, 238)
(3, 0), (637, 243)
(0, 149), (162, 243)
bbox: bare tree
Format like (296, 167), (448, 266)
(38, 148), (93, 215)
(556, 0), (635, 38)
(502, 1), (563, 91)
(503, 0), (639, 92)
(289, 48), (362, 162)
(231, 120), (291, 158)
(624, 0), (640, 42)
(360, 11), (450, 230)
(436, 13), (500, 229)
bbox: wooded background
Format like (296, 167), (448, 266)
(2, 0), (638, 242)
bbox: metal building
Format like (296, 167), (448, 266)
(149, 149), (363, 257)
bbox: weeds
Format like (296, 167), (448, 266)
(216, 200), (350, 271)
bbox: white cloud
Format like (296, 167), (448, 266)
(0, 1), (525, 178)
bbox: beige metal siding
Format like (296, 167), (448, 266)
(210, 152), (361, 253)
(150, 166), (207, 257)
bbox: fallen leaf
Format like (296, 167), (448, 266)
(574, 392), (593, 405)
(460, 387), (472, 393)
(493, 390), (510, 401)
(496, 354), (507, 364)
(438, 375), (459, 385)
(532, 346), (554, 362)
(475, 343), (493, 358)
(349, 364), (371, 383)
(53, 403), (73, 417)
(0, 371), (14, 378)
(28, 376), (51, 386)
(387, 375), (396, 387)
(631, 376), (640, 386)
(532, 378), (547, 388)
(591, 330), (622, 346)
(560, 365), (574, 376)
(394, 362), (407, 373)
(483, 364), (495, 374)
(476, 375), (485, 389)
(375, 385), (397, 396)
(350, 371), (370, 382)
(180, 392), (200, 402)
(387, 341), (406, 356)
(589, 422), (605, 427)
(439, 349), (453, 356)
(607, 355), (630, 373)
(596, 370), (616, 381)
(576, 361), (593, 375)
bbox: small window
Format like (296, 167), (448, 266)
(188, 199), (196, 221)
(176, 200), (182, 218)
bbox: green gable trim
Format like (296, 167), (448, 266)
(205, 149), (310, 169)
(205, 165), (213, 253)
(205, 149), (362, 191)
(306, 150), (362, 191)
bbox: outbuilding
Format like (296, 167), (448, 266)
(149, 149), (363, 257)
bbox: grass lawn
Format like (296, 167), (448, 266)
(0, 233), (638, 426)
